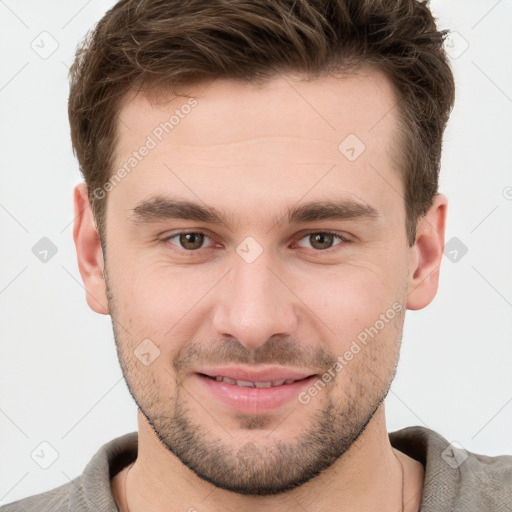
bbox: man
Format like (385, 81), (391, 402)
(2, 0), (511, 511)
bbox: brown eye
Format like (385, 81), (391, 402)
(309, 233), (335, 250)
(296, 231), (346, 251)
(178, 232), (205, 250)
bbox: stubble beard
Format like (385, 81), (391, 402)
(105, 268), (401, 496)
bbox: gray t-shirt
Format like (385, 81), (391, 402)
(1, 426), (511, 511)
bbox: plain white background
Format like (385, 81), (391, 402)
(1, 0), (511, 504)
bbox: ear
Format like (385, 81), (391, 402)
(73, 183), (109, 315)
(406, 193), (448, 310)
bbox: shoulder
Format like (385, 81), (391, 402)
(390, 425), (512, 511)
(455, 447), (512, 510)
(0, 479), (75, 512)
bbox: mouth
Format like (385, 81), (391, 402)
(193, 367), (318, 414)
(198, 373), (313, 388)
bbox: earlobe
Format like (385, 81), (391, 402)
(406, 194), (448, 311)
(73, 183), (110, 315)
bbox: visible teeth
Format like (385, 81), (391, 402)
(212, 376), (299, 387)
(254, 381), (272, 388)
(236, 380), (254, 387)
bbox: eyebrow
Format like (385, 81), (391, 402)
(130, 195), (381, 229)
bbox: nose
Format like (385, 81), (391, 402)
(212, 250), (299, 351)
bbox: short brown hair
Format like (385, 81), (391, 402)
(68, 0), (455, 246)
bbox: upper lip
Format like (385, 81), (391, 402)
(197, 366), (316, 382)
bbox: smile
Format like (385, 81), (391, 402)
(202, 374), (309, 388)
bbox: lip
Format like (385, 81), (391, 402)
(198, 365), (314, 382)
(194, 366), (317, 414)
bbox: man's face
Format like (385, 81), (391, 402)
(103, 69), (411, 495)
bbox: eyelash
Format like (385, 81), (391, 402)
(162, 230), (349, 255)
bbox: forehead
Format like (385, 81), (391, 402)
(111, 68), (403, 228)
(118, 67), (398, 149)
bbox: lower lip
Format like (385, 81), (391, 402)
(195, 374), (317, 414)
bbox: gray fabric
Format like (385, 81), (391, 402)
(2, 426), (511, 511)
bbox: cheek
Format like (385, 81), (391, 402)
(109, 262), (216, 346)
(291, 262), (403, 338)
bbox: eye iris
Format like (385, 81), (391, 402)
(310, 233), (334, 250)
(176, 233), (337, 251)
(179, 233), (204, 250)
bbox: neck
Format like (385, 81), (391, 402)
(116, 405), (424, 512)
